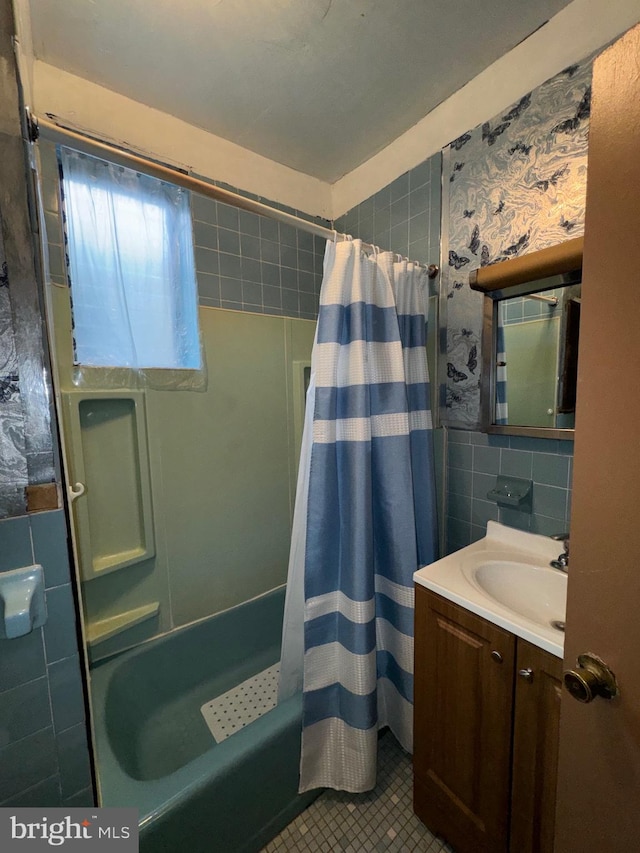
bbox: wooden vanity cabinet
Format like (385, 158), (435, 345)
(509, 640), (563, 853)
(413, 585), (562, 853)
(413, 586), (515, 853)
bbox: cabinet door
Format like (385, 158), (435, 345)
(510, 639), (562, 853)
(414, 586), (515, 853)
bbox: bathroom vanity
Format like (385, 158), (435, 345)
(413, 523), (566, 853)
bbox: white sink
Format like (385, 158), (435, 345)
(414, 521), (567, 657)
(469, 559), (566, 629)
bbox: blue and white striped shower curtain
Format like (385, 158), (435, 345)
(496, 305), (508, 424)
(279, 238), (437, 793)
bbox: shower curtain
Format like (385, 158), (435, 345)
(496, 304), (508, 424)
(279, 238), (437, 793)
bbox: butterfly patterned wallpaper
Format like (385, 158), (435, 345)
(441, 56), (593, 429)
(0, 231), (29, 516)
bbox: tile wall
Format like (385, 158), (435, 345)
(0, 510), (93, 807)
(501, 289), (563, 325)
(333, 155), (441, 266)
(447, 429), (573, 553)
(191, 187), (327, 319)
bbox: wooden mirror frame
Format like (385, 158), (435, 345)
(470, 236), (583, 440)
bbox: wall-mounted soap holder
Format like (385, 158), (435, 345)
(0, 565), (47, 639)
(487, 476), (533, 513)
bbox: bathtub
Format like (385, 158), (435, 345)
(89, 587), (317, 852)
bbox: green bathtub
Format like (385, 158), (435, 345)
(90, 587), (317, 852)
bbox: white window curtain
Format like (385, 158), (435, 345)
(59, 147), (200, 370)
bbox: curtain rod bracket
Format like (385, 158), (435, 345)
(427, 264), (439, 279)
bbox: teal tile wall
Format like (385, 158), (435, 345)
(501, 290), (563, 325)
(192, 190), (328, 319)
(0, 511), (94, 807)
(446, 428), (573, 553)
(333, 154), (441, 267)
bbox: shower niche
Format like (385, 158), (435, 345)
(63, 389), (155, 580)
(62, 389), (159, 648)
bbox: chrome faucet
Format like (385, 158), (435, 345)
(550, 533), (570, 572)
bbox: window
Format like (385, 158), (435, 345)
(59, 147), (201, 370)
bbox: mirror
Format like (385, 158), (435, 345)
(470, 237), (583, 439)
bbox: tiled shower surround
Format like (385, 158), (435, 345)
(192, 190), (326, 319)
(333, 155), (441, 267)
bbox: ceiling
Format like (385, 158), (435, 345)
(28, 0), (574, 183)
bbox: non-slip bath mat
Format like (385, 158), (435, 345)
(200, 662), (280, 743)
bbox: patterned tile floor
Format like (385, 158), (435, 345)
(261, 731), (454, 852)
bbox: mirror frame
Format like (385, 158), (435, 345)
(470, 236), (583, 440)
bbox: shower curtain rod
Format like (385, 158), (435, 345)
(526, 292), (559, 305)
(30, 114), (439, 279)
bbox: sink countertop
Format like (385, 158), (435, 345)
(414, 521), (566, 658)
